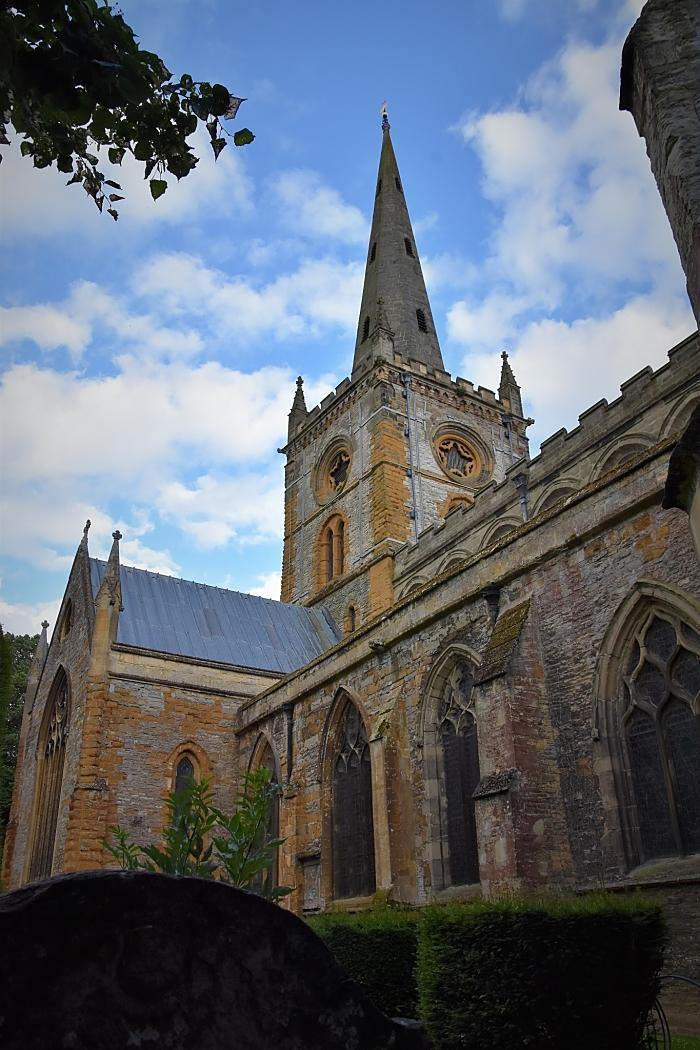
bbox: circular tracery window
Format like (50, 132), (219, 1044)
(314, 440), (353, 504)
(435, 433), (481, 482)
(328, 449), (350, 492)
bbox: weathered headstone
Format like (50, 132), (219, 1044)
(0, 871), (430, 1050)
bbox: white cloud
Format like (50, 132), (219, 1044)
(468, 295), (692, 448)
(250, 571), (282, 600)
(131, 251), (363, 340)
(453, 39), (683, 311)
(0, 126), (253, 239)
(158, 469), (284, 548)
(447, 26), (695, 440)
(270, 169), (367, 244)
(0, 281), (203, 361)
(0, 595), (62, 637)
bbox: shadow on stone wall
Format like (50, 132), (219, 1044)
(0, 871), (430, 1050)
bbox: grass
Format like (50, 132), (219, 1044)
(670, 1038), (700, 1049)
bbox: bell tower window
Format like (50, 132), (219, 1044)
(416, 308), (427, 332)
(319, 515), (346, 586)
(361, 315), (370, 342)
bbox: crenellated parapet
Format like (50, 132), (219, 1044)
(394, 331), (699, 594)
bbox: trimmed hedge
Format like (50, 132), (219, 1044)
(308, 909), (419, 1019)
(416, 894), (665, 1050)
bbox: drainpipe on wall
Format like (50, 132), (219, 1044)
(401, 373), (420, 539)
(282, 701), (294, 782)
(513, 472), (530, 522)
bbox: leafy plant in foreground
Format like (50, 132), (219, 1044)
(103, 768), (291, 900)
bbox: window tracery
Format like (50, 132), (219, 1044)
(436, 434), (479, 481)
(622, 611), (700, 860)
(437, 663), (480, 886)
(28, 669), (70, 882)
(328, 450), (350, 492)
(175, 755), (195, 793)
(331, 699), (375, 899)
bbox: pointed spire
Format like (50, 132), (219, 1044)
(352, 115), (444, 376)
(79, 518), (91, 551)
(96, 530), (123, 611)
(24, 620), (49, 710)
(499, 351), (523, 418)
(288, 375), (309, 439)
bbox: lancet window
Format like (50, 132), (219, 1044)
(28, 669), (71, 882)
(175, 755), (195, 793)
(416, 308), (427, 332)
(251, 739), (280, 892)
(320, 515), (345, 585)
(437, 663), (481, 885)
(331, 699), (375, 899)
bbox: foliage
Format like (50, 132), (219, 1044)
(0, 630), (39, 852)
(103, 768), (292, 900)
(415, 894), (665, 1050)
(0, 0), (254, 217)
(308, 907), (420, 1019)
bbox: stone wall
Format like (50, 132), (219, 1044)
(281, 350), (528, 621)
(240, 431), (700, 923)
(2, 539), (95, 887)
(621, 0), (700, 325)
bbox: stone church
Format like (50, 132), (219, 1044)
(3, 116), (699, 980)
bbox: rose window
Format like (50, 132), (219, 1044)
(436, 436), (478, 480)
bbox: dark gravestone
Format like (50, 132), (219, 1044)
(0, 871), (429, 1050)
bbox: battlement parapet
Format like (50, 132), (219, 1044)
(393, 330), (699, 587)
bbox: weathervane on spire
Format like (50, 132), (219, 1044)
(380, 101), (390, 131)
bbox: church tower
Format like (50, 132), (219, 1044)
(280, 114), (530, 630)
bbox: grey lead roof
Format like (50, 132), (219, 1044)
(89, 559), (340, 674)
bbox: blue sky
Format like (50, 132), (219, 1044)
(0, 0), (694, 635)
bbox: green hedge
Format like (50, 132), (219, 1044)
(416, 894), (665, 1050)
(308, 909), (419, 1019)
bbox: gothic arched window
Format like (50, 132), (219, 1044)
(416, 308), (428, 333)
(251, 738), (280, 892)
(361, 315), (370, 342)
(320, 515), (345, 586)
(370, 241), (377, 263)
(28, 668), (70, 882)
(175, 755), (195, 793)
(404, 238), (414, 257)
(437, 663), (480, 885)
(622, 611), (700, 860)
(332, 699), (375, 899)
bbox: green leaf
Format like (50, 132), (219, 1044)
(211, 137), (226, 160)
(133, 140), (151, 161)
(107, 208), (119, 220)
(20, 140), (33, 157)
(108, 146), (126, 165)
(150, 178), (167, 200)
(233, 128), (255, 147)
(57, 155), (73, 173)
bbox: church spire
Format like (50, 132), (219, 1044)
(352, 111), (444, 376)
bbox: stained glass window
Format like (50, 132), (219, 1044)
(623, 611), (700, 861)
(438, 663), (480, 886)
(175, 755), (195, 793)
(29, 670), (70, 882)
(332, 700), (375, 899)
